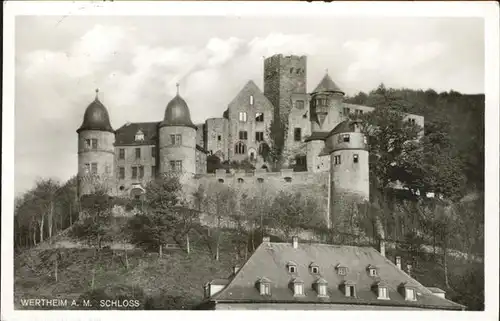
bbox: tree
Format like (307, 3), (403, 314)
(128, 172), (184, 257)
(267, 191), (323, 240)
(266, 113), (289, 171)
(200, 182), (238, 261)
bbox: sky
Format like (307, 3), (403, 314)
(14, 15), (484, 196)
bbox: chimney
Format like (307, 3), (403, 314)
(232, 265), (240, 275)
(406, 263), (412, 276)
(395, 256), (402, 269)
(292, 236), (299, 249)
(262, 236), (270, 244)
(379, 239), (386, 257)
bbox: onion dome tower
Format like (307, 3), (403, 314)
(76, 89), (115, 196)
(322, 120), (369, 225)
(158, 84), (197, 176)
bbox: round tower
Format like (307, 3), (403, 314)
(158, 84), (197, 178)
(76, 89), (115, 196)
(324, 120), (369, 210)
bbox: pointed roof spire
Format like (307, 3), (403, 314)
(312, 73), (344, 95)
(176, 83), (180, 95)
(95, 88), (99, 100)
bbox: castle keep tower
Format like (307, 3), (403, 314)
(76, 90), (115, 196)
(158, 85), (197, 178)
(322, 120), (369, 223)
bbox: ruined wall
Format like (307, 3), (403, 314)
(205, 118), (229, 161)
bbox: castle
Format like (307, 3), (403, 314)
(76, 54), (424, 213)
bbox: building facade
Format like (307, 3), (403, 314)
(76, 54), (424, 208)
(197, 237), (464, 310)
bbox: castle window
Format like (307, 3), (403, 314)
(135, 148), (141, 159)
(376, 283), (389, 300)
(139, 166), (144, 179)
(119, 148), (125, 160)
(239, 112), (247, 122)
(255, 132), (264, 142)
(151, 146), (156, 157)
(257, 178), (264, 183)
(90, 163), (98, 175)
(119, 185), (125, 191)
(235, 142), (246, 154)
(290, 68), (294, 74)
(85, 139), (91, 148)
(295, 100), (304, 110)
(218, 178), (224, 183)
(250, 95), (254, 105)
(84, 163), (90, 174)
(239, 131), (248, 140)
(294, 128), (302, 142)
(135, 130), (144, 141)
(91, 139), (98, 149)
(284, 177), (292, 183)
(334, 155), (341, 165)
(131, 166), (138, 179)
(118, 167), (125, 179)
(353, 154), (359, 163)
(255, 112), (264, 122)
(170, 160), (183, 172)
(151, 166), (156, 178)
(343, 107), (350, 116)
(342, 134), (350, 143)
(355, 109), (364, 115)
(287, 262), (297, 274)
(237, 178), (244, 183)
(218, 135), (221, 141)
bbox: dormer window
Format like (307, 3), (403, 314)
(309, 263), (320, 275)
(336, 264), (348, 276)
(373, 281), (390, 300)
(290, 278), (304, 296)
(250, 95), (254, 105)
(257, 277), (271, 296)
(287, 262), (297, 274)
(367, 265), (378, 277)
(353, 154), (359, 163)
(342, 134), (350, 143)
(343, 281), (356, 297)
(135, 130), (145, 141)
(399, 282), (417, 301)
(314, 278), (328, 297)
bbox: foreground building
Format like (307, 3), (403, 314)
(197, 237), (464, 310)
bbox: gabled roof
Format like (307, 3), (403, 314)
(205, 242), (464, 310)
(312, 73), (344, 95)
(227, 80), (274, 111)
(115, 122), (159, 146)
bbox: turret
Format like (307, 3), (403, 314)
(322, 120), (369, 223)
(310, 71), (345, 132)
(76, 89), (115, 196)
(158, 84), (197, 179)
(305, 72), (346, 173)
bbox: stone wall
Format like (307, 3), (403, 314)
(114, 144), (157, 192)
(205, 118), (229, 161)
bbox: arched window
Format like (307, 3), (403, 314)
(235, 142), (246, 154)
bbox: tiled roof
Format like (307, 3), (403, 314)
(114, 122), (159, 146)
(328, 120), (357, 136)
(205, 242), (464, 310)
(304, 132), (329, 142)
(312, 73), (344, 95)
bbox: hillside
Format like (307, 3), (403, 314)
(14, 227), (484, 310)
